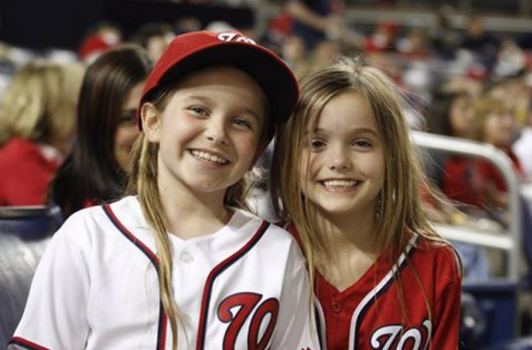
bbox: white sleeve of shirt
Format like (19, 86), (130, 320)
(271, 242), (321, 350)
(9, 214), (91, 350)
(513, 129), (532, 181)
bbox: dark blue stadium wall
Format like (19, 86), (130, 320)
(0, 0), (105, 51)
(0, 0), (254, 51)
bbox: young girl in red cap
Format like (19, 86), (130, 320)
(271, 56), (462, 350)
(10, 31), (320, 350)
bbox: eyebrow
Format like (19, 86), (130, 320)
(312, 127), (380, 137)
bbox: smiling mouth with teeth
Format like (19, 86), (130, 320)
(321, 180), (359, 188)
(190, 150), (229, 165)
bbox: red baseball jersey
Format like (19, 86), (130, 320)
(288, 225), (462, 350)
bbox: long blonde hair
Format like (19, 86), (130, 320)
(127, 80), (268, 350)
(0, 60), (84, 150)
(270, 56), (448, 314)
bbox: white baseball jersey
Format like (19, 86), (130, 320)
(9, 196), (320, 350)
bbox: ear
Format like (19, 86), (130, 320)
(141, 102), (161, 143)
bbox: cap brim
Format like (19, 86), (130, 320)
(156, 43), (299, 132)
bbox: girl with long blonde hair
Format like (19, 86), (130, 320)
(271, 56), (462, 350)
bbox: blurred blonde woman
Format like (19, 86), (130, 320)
(0, 60), (84, 206)
(473, 96), (524, 210)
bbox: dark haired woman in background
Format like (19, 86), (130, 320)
(49, 44), (152, 218)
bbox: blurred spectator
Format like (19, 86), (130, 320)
(473, 97), (524, 212)
(78, 21), (123, 64)
(205, 21), (235, 32)
(174, 17), (202, 35)
(0, 60), (84, 206)
(280, 35), (312, 79)
(484, 71), (530, 129)
(493, 38), (527, 79)
(262, 12), (293, 53)
(364, 20), (399, 53)
(428, 5), (460, 60)
(426, 89), (476, 139)
(424, 90), (501, 280)
(397, 27), (430, 59)
(48, 45), (152, 218)
(424, 90), (486, 212)
(459, 15), (500, 72)
(285, 0), (345, 50)
(130, 21), (175, 62)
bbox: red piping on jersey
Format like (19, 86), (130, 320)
(158, 304), (168, 350)
(8, 337), (52, 350)
(195, 220), (270, 350)
(103, 204), (160, 266)
(103, 204), (168, 350)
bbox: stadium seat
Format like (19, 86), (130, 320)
(0, 206), (63, 347)
(482, 336), (532, 350)
(463, 281), (519, 347)
(460, 292), (488, 349)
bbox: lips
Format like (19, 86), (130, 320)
(190, 149), (229, 165)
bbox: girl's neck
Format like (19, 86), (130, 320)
(313, 209), (381, 292)
(315, 207), (380, 257)
(159, 182), (232, 240)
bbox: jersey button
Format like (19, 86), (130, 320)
(179, 250), (194, 263)
(332, 301), (343, 313)
(183, 314), (192, 325)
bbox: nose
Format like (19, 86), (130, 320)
(328, 146), (350, 171)
(205, 119), (228, 145)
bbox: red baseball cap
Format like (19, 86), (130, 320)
(79, 33), (121, 60)
(138, 30), (299, 140)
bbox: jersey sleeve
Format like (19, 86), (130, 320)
(271, 242), (321, 350)
(8, 215), (91, 350)
(431, 247), (462, 350)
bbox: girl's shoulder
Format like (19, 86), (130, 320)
(56, 196), (146, 243)
(235, 214), (305, 261)
(237, 211), (299, 245)
(271, 220), (303, 247)
(411, 234), (462, 277)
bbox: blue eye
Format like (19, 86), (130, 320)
(354, 140), (372, 148)
(232, 117), (253, 129)
(189, 106), (208, 117)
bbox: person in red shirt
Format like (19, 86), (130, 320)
(271, 56), (462, 350)
(424, 89), (487, 210)
(0, 60), (83, 206)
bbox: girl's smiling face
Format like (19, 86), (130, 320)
(142, 65), (267, 199)
(299, 90), (385, 219)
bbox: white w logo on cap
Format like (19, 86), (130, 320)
(217, 32), (256, 45)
